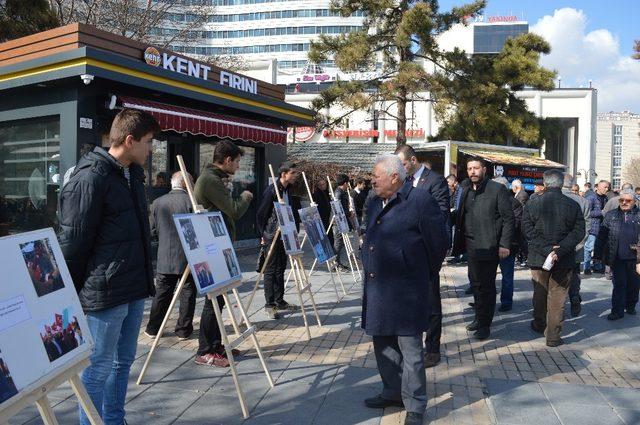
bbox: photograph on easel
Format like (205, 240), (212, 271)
(38, 307), (85, 363)
(330, 200), (351, 234)
(20, 238), (64, 297)
(0, 351), (18, 404)
(273, 202), (303, 255)
(174, 212), (243, 294)
(299, 206), (335, 264)
(0, 228), (94, 412)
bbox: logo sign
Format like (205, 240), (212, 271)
(144, 47), (161, 67)
(288, 127), (315, 142)
(220, 71), (258, 94)
(487, 15), (518, 23)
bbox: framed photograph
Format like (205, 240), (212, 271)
(173, 212), (243, 294)
(299, 206), (335, 264)
(330, 200), (351, 234)
(273, 202), (303, 255)
(38, 307), (85, 363)
(20, 238), (64, 297)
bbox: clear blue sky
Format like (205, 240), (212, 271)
(439, 0), (638, 55)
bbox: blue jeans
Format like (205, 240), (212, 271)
(80, 299), (145, 425)
(583, 234), (596, 271)
(499, 255), (515, 307)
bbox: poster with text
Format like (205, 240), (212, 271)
(0, 228), (93, 411)
(330, 200), (351, 234)
(274, 202), (303, 255)
(173, 212), (243, 294)
(299, 206), (335, 264)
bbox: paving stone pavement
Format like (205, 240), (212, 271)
(10, 244), (640, 424)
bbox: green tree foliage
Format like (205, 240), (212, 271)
(431, 33), (556, 146)
(309, 0), (486, 145)
(0, 0), (60, 42)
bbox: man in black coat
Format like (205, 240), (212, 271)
(256, 161), (301, 319)
(58, 109), (159, 424)
(395, 144), (450, 367)
(523, 170), (585, 347)
(333, 174), (353, 270)
(452, 158), (515, 340)
(362, 154), (449, 425)
(144, 172), (196, 340)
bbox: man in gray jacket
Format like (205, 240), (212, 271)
(562, 173), (591, 317)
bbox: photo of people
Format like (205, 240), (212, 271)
(0, 351), (18, 404)
(194, 262), (215, 290)
(331, 200), (350, 234)
(292, 230), (302, 251)
(299, 206), (334, 263)
(208, 215), (227, 238)
(179, 218), (200, 250)
(39, 308), (85, 363)
(20, 238), (64, 297)
(223, 248), (240, 278)
(286, 206), (295, 223)
(282, 233), (292, 252)
(274, 203), (286, 226)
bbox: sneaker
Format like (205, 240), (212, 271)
(265, 307), (280, 319)
(195, 353), (230, 368)
(404, 412), (423, 425)
(144, 330), (157, 338)
(546, 338), (564, 347)
(275, 302), (299, 312)
(176, 331), (192, 341)
(626, 308), (637, 315)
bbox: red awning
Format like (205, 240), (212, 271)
(119, 96), (287, 145)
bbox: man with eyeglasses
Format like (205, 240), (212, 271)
(594, 189), (640, 320)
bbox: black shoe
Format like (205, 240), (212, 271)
(607, 312), (623, 321)
(530, 321), (545, 334)
(364, 395), (403, 409)
(424, 352), (441, 368)
(468, 302), (476, 308)
(176, 332), (192, 341)
(275, 302), (299, 312)
(466, 320), (479, 331)
(465, 286), (474, 295)
(626, 308), (637, 315)
(498, 304), (512, 312)
(404, 412), (423, 425)
(546, 338), (564, 347)
(570, 302), (581, 317)
(474, 327), (490, 340)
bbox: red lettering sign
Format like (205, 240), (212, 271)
(488, 15), (518, 23)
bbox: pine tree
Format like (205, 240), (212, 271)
(0, 0), (60, 42)
(309, 0), (485, 146)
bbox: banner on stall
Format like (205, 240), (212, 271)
(0, 228), (93, 410)
(173, 212), (243, 294)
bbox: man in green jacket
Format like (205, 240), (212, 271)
(193, 140), (253, 367)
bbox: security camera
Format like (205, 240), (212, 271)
(80, 74), (94, 85)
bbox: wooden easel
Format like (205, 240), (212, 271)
(284, 172), (347, 302)
(241, 165), (322, 340)
(0, 353), (102, 425)
(327, 177), (363, 283)
(135, 155), (273, 419)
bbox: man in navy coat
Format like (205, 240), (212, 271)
(362, 154), (449, 425)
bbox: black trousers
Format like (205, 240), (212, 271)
(264, 238), (288, 307)
(333, 227), (348, 267)
(569, 263), (581, 302)
(468, 250), (499, 329)
(197, 294), (225, 356)
(146, 273), (196, 338)
(611, 259), (640, 316)
(424, 271), (442, 354)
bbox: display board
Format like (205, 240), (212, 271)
(273, 202), (303, 255)
(173, 212), (243, 294)
(330, 200), (351, 234)
(298, 206), (335, 264)
(0, 228), (93, 409)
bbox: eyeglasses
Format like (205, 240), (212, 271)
(619, 198), (634, 204)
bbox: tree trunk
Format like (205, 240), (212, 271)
(396, 90), (407, 146)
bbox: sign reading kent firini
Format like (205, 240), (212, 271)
(143, 46), (258, 95)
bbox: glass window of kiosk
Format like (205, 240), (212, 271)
(0, 116), (60, 236)
(147, 136), (171, 203)
(198, 140), (259, 241)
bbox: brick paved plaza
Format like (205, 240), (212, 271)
(10, 244), (640, 424)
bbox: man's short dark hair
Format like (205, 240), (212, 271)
(394, 144), (417, 159)
(213, 140), (244, 164)
(109, 108), (160, 147)
(466, 157), (486, 167)
(336, 174), (349, 186)
(278, 161), (297, 175)
(584, 182), (592, 189)
(355, 177), (365, 185)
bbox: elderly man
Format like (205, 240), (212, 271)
(594, 189), (640, 320)
(362, 154), (449, 425)
(523, 170), (585, 347)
